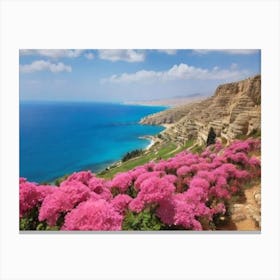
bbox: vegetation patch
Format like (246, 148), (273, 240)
(122, 149), (144, 162)
(20, 139), (261, 231)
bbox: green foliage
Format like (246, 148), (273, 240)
(20, 207), (63, 231)
(20, 207), (49, 230)
(122, 149), (144, 162)
(206, 127), (216, 146)
(20, 207), (39, 230)
(122, 208), (165, 230)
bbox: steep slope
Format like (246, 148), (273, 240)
(140, 75), (261, 145)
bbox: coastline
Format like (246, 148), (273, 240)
(101, 135), (158, 174)
(141, 123), (172, 150)
(100, 120), (167, 175)
(22, 102), (168, 183)
(146, 139), (155, 150)
(139, 135), (157, 150)
(123, 96), (207, 108)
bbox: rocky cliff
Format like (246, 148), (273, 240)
(140, 75), (261, 145)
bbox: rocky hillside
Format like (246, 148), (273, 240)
(140, 75), (261, 145)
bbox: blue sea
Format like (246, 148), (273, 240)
(20, 102), (166, 183)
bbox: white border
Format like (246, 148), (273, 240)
(1, 1), (279, 280)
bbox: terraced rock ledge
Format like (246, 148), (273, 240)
(140, 75), (261, 146)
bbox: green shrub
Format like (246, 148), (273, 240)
(122, 149), (144, 162)
(122, 208), (165, 230)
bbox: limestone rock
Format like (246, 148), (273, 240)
(140, 75), (261, 145)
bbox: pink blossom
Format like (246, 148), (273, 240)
(157, 194), (211, 230)
(214, 141), (223, 152)
(38, 190), (67, 225)
(39, 181), (90, 226)
(210, 185), (230, 199)
(156, 198), (176, 225)
(20, 180), (40, 217)
(134, 171), (165, 190)
(172, 197), (210, 230)
(64, 170), (93, 185)
(59, 181), (91, 204)
(176, 166), (191, 177)
(154, 161), (168, 171)
(189, 163), (206, 174)
(184, 186), (208, 202)
(196, 171), (215, 184)
(88, 176), (105, 192)
(37, 185), (56, 199)
(20, 177), (27, 184)
(62, 199), (123, 231)
(226, 152), (249, 165)
(143, 161), (156, 171)
(235, 169), (250, 180)
(129, 167), (147, 181)
(249, 157), (261, 167)
(189, 177), (210, 192)
(19, 178), (55, 217)
(129, 199), (145, 213)
(136, 176), (175, 205)
(201, 150), (211, 158)
(88, 176), (112, 200)
(163, 174), (178, 185)
(225, 139), (260, 154)
(109, 172), (133, 193)
(111, 194), (132, 214)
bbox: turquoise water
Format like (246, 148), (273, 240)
(20, 102), (165, 183)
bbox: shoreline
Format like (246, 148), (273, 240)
(30, 104), (169, 182)
(146, 139), (155, 150)
(122, 96), (207, 108)
(139, 135), (157, 150)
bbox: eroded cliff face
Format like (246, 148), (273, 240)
(140, 75), (261, 145)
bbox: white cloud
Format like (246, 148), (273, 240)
(98, 50), (145, 62)
(19, 49), (85, 58)
(102, 63), (250, 84)
(84, 52), (94, 60)
(157, 49), (177, 55)
(20, 60), (72, 73)
(193, 49), (259, 55)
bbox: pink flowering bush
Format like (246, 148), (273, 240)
(19, 139), (261, 231)
(20, 179), (55, 217)
(39, 181), (91, 226)
(109, 172), (133, 193)
(64, 170), (93, 185)
(111, 194), (132, 214)
(62, 199), (123, 230)
(129, 176), (175, 213)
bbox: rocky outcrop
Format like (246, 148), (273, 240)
(140, 75), (261, 145)
(231, 184), (261, 230)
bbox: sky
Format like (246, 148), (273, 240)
(19, 49), (261, 102)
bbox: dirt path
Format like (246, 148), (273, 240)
(230, 184), (261, 231)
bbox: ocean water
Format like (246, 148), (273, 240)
(20, 102), (166, 183)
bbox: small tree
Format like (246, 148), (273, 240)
(206, 127), (216, 146)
